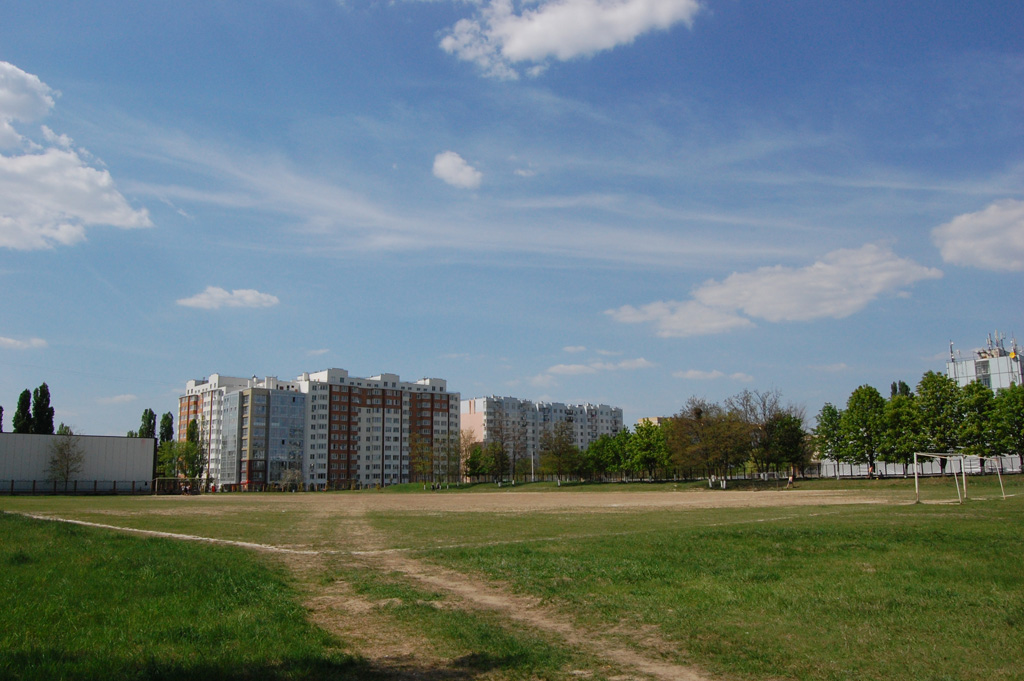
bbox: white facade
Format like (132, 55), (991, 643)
(461, 396), (624, 475)
(947, 333), (1023, 391)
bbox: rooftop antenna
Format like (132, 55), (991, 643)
(949, 340), (955, 362)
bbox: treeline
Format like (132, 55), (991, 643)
(814, 372), (1024, 475)
(466, 389), (811, 483)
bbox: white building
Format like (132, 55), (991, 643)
(180, 368), (459, 490)
(947, 332), (1023, 391)
(461, 396), (623, 476)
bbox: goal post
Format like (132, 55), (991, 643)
(913, 453), (1007, 504)
(913, 453), (965, 504)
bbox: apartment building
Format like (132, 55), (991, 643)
(461, 396), (623, 475)
(179, 368), (459, 490)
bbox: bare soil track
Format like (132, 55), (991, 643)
(26, 488), (888, 680)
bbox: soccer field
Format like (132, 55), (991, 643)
(2, 479), (1022, 681)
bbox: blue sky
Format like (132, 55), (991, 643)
(1, 0), (1021, 435)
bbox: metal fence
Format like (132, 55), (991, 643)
(1, 479), (153, 495)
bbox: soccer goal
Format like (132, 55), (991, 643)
(913, 453), (1006, 504)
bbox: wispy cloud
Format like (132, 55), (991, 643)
(532, 356), (654, 385)
(809, 362), (849, 373)
(306, 348), (330, 357)
(563, 345), (587, 353)
(440, 0), (703, 79)
(433, 151), (482, 189)
(0, 61), (151, 250)
(672, 369), (752, 382)
(177, 286), (280, 310)
(932, 199), (1024, 271)
(608, 244), (942, 338)
(98, 394), (137, 405)
(0, 336), (47, 350)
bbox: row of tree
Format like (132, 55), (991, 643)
(1, 383), (56, 435)
(463, 390), (810, 484)
(815, 372), (1024, 474)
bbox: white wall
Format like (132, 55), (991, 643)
(0, 433), (155, 482)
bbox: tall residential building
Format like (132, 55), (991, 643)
(947, 332), (1022, 390)
(179, 368), (459, 490)
(179, 373), (257, 485)
(461, 396), (623, 475)
(293, 369), (459, 489)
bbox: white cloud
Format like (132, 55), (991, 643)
(0, 336), (47, 350)
(810, 362), (849, 373)
(307, 348), (330, 356)
(177, 286), (280, 310)
(547, 363), (598, 375)
(0, 61), (56, 149)
(98, 394), (137, 405)
(932, 199), (1024, 271)
(432, 151), (483, 189)
(441, 0), (703, 79)
(606, 299), (753, 338)
(609, 244), (942, 337)
(563, 345), (587, 353)
(693, 244), (942, 322)
(0, 61), (151, 250)
(539, 356), (654, 383)
(672, 369), (753, 382)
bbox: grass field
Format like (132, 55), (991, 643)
(1, 476), (1022, 681)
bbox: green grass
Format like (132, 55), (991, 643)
(2, 477), (1022, 681)
(372, 496), (1024, 681)
(0, 513), (367, 681)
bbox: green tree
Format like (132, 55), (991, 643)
(609, 428), (632, 478)
(182, 419), (207, 481)
(767, 412), (809, 475)
(186, 418), (200, 444)
(159, 412), (174, 445)
(158, 440), (205, 481)
(31, 382), (55, 435)
(138, 408), (157, 439)
(626, 419), (669, 480)
(880, 393), (923, 473)
(539, 421), (579, 483)
(46, 425), (84, 488)
(12, 389), (33, 434)
(814, 402), (843, 462)
(994, 384), (1024, 470)
(582, 433), (618, 480)
(409, 432), (434, 486)
(890, 380), (912, 397)
(959, 381), (996, 464)
(465, 444), (491, 481)
(839, 385), (886, 475)
(916, 371), (962, 474)
(484, 441), (509, 483)
(668, 398), (721, 478)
